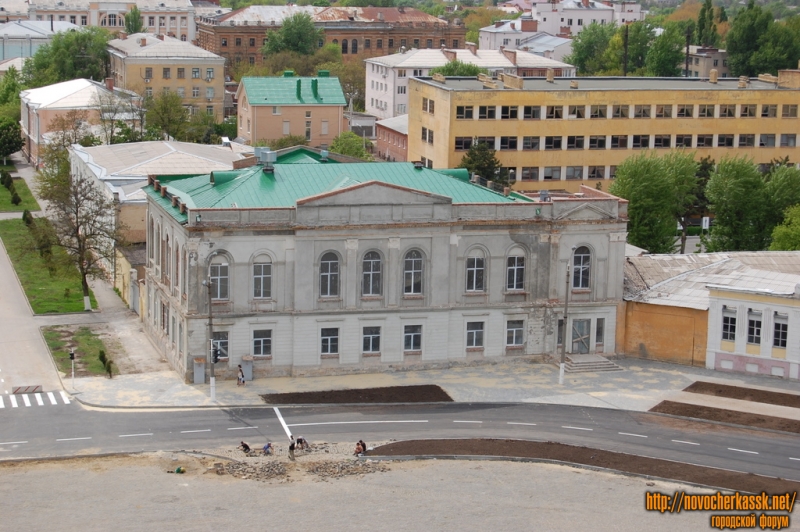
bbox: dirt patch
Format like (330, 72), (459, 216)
(371, 439), (800, 493)
(650, 401), (800, 434)
(684, 381), (800, 409)
(261, 384), (453, 404)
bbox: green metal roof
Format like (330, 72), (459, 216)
(241, 76), (347, 106)
(275, 149), (339, 164)
(147, 162), (527, 221)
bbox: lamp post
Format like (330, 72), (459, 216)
(559, 246), (576, 385)
(202, 278), (216, 402)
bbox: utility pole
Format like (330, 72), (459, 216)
(203, 278), (216, 402)
(622, 25), (629, 77)
(70, 349), (75, 390)
(684, 26), (692, 78)
(559, 247), (575, 385)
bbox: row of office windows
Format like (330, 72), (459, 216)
(334, 38), (460, 54)
(143, 67), (215, 80)
(454, 104), (799, 121)
(722, 308), (788, 348)
(144, 86), (216, 99)
(206, 247), (593, 302)
(454, 133), (798, 152)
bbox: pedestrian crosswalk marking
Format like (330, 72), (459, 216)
(34, 393), (43, 406)
(0, 396), (4, 408)
(22, 394), (31, 407)
(60, 391), (70, 404)
(47, 392), (56, 405)
(0, 392), (73, 411)
(10, 395), (18, 408)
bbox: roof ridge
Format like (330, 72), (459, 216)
(640, 256), (732, 295)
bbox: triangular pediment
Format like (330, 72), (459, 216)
(297, 180), (452, 207)
(555, 202), (614, 221)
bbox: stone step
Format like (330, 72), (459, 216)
(562, 354), (624, 373)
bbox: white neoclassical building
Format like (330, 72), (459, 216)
(143, 151), (628, 382)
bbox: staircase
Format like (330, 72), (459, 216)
(563, 354), (624, 373)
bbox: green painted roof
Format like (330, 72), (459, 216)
(147, 162), (527, 221)
(241, 76), (347, 106)
(276, 149), (339, 164)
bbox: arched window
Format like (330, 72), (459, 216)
(253, 256), (272, 299)
(320, 252), (339, 297)
(149, 219), (155, 259)
(332, 39), (338, 45)
(466, 249), (485, 292)
(351, 39), (358, 54)
(572, 246), (591, 289)
(403, 250), (423, 295)
(362, 251), (382, 296)
(341, 39), (348, 54)
(506, 249), (525, 291)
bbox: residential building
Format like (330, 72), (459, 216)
(26, 0), (197, 42)
(517, 33), (573, 62)
(0, 20), (79, 60)
(531, 0), (643, 37)
(235, 73), (346, 147)
(497, 0), (534, 14)
(143, 152), (627, 381)
(478, 17), (540, 51)
(108, 32), (226, 120)
(365, 46), (575, 119)
(376, 114), (408, 162)
(408, 72), (800, 193)
(620, 252), (800, 381)
(0, 0), (29, 22)
(196, 6), (466, 73)
(684, 46), (730, 79)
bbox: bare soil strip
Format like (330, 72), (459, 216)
(371, 439), (800, 493)
(650, 400), (800, 434)
(684, 381), (800, 409)
(260, 384), (453, 404)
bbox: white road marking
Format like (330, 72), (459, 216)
(0, 396), (4, 408)
(507, 422), (537, 426)
(790, 457), (800, 461)
(728, 448), (758, 455)
(9, 395), (17, 408)
(56, 437), (91, 442)
(562, 426), (592, 431)
(22, 394), (31, 407)
(0, 441), (27, 445)
(59, 391), (70, 404)
(273, 407), (292, 438)
(34, 393), (43, 406)
(618, 432), (647, 438)
(672, 440), (700, 446)
(180, 429), (211, 434)
(47, 392), (57, 405)
(287, 420), (429, 427)
(453, 420), (483, 424)
(227, 426), (259, 431)
(119, 433), (153, 438)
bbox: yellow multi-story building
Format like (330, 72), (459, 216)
(409, 71), (800, 193)
(108, 32), (225, 120)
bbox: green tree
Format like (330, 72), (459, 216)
(0, 66), (23, 122)
(696, 0), (718, 46)
(725, 1), (773, 77)
(256, 134), (308, 150)
(646, 23), (685, 77)
(765, 165), (800, 229)
(124, 6), (145, 34)
(183, 113), (218, 144)
(609, 152), (677, 254)
(330, 131), (372, 160)
(564, 22), (617, 75)
(704, 156), (772, 251)
(457, 139), (507, 186)
(429, 60), (489, 77)
(145, 91), (188, 139)
(261, 44), (341, 77)
(22, 27), (111, 88)
(769, 205), (800, 251)
(663, 151), (700, 253)
(263, 13), (323, 56)
(749, 23), (800, 77)
(317, 60), (366, 110)
(601, 22), (653, 75)
(0, 117), (24, 165)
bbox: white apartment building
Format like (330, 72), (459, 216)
(532, 0), (643, 37)
(479, 19), (573, 61)
(365, 46), (575, 119)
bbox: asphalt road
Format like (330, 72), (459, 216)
(2, 402), (799, 482)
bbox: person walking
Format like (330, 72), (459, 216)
(288, 436), (296, 461)
(237, 365), (245, 387)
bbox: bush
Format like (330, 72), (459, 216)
(11, 192), (21, 205)
(2, 172), (11, 189)
(21, 209), (34, 226)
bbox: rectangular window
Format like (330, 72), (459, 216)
(377, 39), (383, 49)
(747, 311), (761, 344)
(719, 104), (735, 118)
(653, 135), (671, 148)
(212, 331), (229, 358)
(422, 97), (434, 114)
(696, 134), (713, 147)
(501, 106), (518, 119)
(761, 104), (777, 118)
(780, 134), (796, 147)
(634, 105), (651, 118)
(250, 38), (256, 46)
(82, 15), (88, 25)
(466, 257), (485, 292)
(676, 105), (693, 118)
(421, 127), (434, 144)
(364, 38), (371, 49)
(589, 136), (606, 149)
(506, 320), (524, 346)
(363, 326), (381, 353)
(587, 166), (605, 179)
(612, 105), (628, 118)
(675, 135), (693, 148)
(782, 104), (798, 118)
(466, 322), (484, 348)
(655, 104), (672, 118)
(456, 106), (473, 119)
(568, 105), (585, 119)
(740, 104), (756, 118)
(566, 136), (584, 150)
(206, 87), (215, 99)
(698, 104), (714, 118)
(545, 136), (562, 150)
(546, 106), (563, 119)
(253, 263), (272, 298)
(453, 39), (459, 48)
(321, 328), (339, 355)
(632, 135), (649, 149)
(282, 121), (290, 135)
(759, 134), (776, 147)
(722, 308), (736, 341)
(177, 68), (185, 79)
(176, 87), (185, 98)
(476, 137), (495, 148)
(523, 106), (540, 120)
(522, 136), (539, 150)
(397, 69), (406, 78)
(596, 318), (605, 344)
(207, 106), (214, 116)
(206, 68), (214, 79)
(611, 135), (628, 149)
(397, 86), (406, 94)
(209, 263), (229, 300)
(321, 120), (328, 135)
(221, 38), (227, 47)
(506, 256), (524, 290)
(543, 166), (561, 180)
(192, 68), (200, 79)
(253, 330), (272, 356)
(735, 134), (755, 147)
(718, 134), (734, 147)
(192, 87), (199, 98)
(774, 313), (787, 348)
(145, 67), (153, 79)
(520, 167), (538, 181)
(589, 105), (606, 119)
(499, 136), (517, 150)
(479, 106), (496, 119)
(404, 325), (422, 351)
(565, 166), (583, 180)
(235, 37), (242, 46)
(455, 137), (473, 151)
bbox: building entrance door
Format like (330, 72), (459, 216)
(572, 319), (590, 354)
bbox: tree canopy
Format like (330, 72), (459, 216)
(564, 22), (617, 75)
(330, 131), (372, 160)
(145, 91), (188, 140)
(645, 23), (685, 77)
(0, 117), (24, 165)
(22, 27), (111, 88)
(124, 6), (145, 34)
(263, 13), (323, 56)
(0, 65), (23, 121)
(725, 0), (800, 77)
(429, 60), (488, 77)
(770, 205), (800, 251)
(457, 139), (507, 186)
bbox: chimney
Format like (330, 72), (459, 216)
(546, 68), (554, 82)
(709, 69), (718, 84)
(510, 22), (515, 30)
(118, 31), (127, 40)
(466, 42), (477, 55)
(501, 47), (516, 65)
(582, 0), (590, 7)
(520, 18), (537, 32)
(570, 80), (578, 89)
(140, 37), (146, 47)
(442, 49), (457, 62)
(155, 34), (164, 40)
(105, 77), (114, 91)
(495, 21), (503, 28)
(311, 78), (319, 99)
(296, 79), (302, 100)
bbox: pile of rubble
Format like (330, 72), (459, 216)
(217, 461), (289, 482)
(304, 460), (390, 481)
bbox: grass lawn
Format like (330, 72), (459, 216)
(0, 218), (97, 313)
(0, 162), (16, 173)
(44, 326), (114, 376)
(0, 178), (40, 212)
